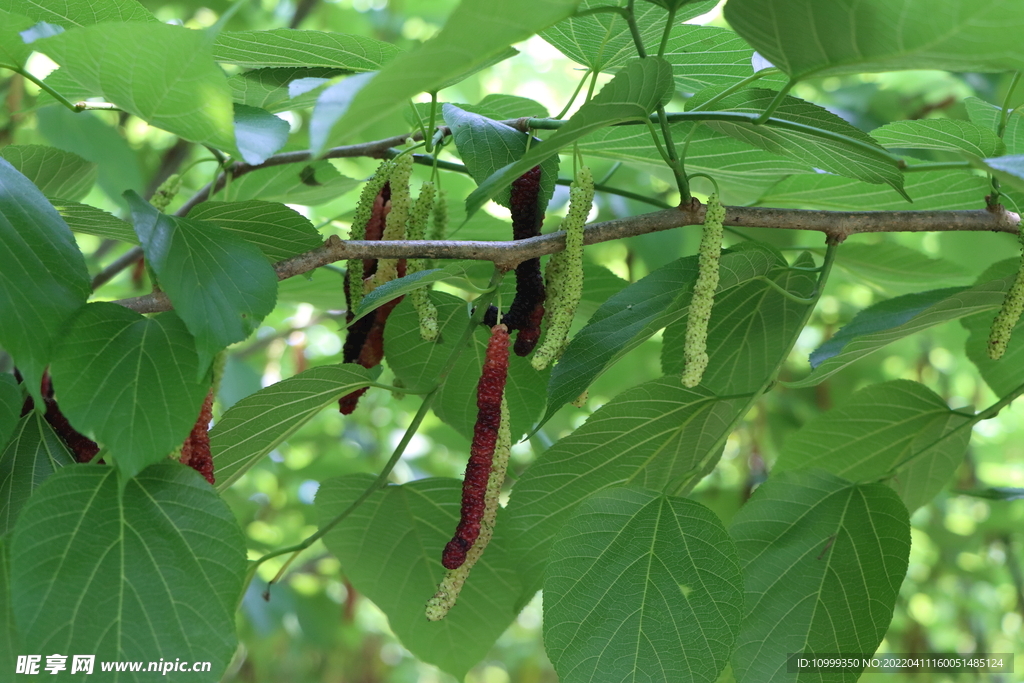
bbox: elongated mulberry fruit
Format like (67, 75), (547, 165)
(441, 324), (510, 570)
(151, 173), (181, 212)
(179, 389), (215, 484)
(682, 193), (725, 388)
(407, 181), (440, 342)
(346, 160), (392, 316)
(988, 228), (1024, 360)
(532, 166), (594, 370)
(366, 153), (413, 293)
(483, 166), (546, 355)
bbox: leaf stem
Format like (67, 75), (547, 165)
(625, 0), (647, 58)
(555, 69), (593, 120)
(657, 6), (677, 58)
(753, 78), (796, 124)
(12, 67), (78, 112)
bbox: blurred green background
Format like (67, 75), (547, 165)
(4, 0), (1022, 680)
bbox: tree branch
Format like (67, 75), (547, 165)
(112, 202), (1020, 314)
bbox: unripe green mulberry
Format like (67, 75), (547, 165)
(346, 160), (392, 314)
(426, 395), (511, 621)
(682, 193), (725, 387)
(531, 166), (594, 370)
(426, 189), (448, 270)
(151, 174), (181, 212)
(366, 153), (413, 293)
(988, 229), (1024, 360)
(407, 182), (440, 342)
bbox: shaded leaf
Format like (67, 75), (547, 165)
(0, 412), (74, 535)
(0, 373), (19, 449)
(775, 380), (971, 511)
(189, 200), (322, 262)
(10, 464), (246, 679)
(309, 72), (379, 155)
(128, 191), (278, 373)
(730, 470), (910, 683)
(318, 474), (521, 681)
(352, 264), (470, 323)
(219, 159), (360, 205)
(210, 364), (373, 491)
(227, 66), (344, 113)
(50, 199), (137, 243)
(873, 119), (1004, 158)
(0, 157), (89, 406)
(0, 145), (96, 201)
(0, 0), (154, 27)
(50, 303), (209, 479)
(833, 242), (971, 295)
(544, 486), (741, 683)
(0, 10), (35, 69)
(233, 104), (289, 165)
(213, 29), (399, 70)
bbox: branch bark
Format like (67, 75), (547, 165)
(112, 201), (1020, 314)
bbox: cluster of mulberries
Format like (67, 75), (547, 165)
(532, 166), (594, 370)
(150, 173), (181, 212)
(366, 153), (413, 293)
(345, 159), (393, 316)
(441, 324), (510, 570)
(406, 181), (440, 342)
(178, 389), (215, 484)
(682, 193), (726, 388)
(484, 166), (546, 356)
(18, 370), (99, 463)
(988, 228), (1024, 360)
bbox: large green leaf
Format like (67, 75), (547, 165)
(0, 537), (16, 674)
(688, 88), (906, 195)
(832, 242), (972, 295)
(210, 364), (373, 491)
(128, 191), (278, 373)
(0, 157), (89, 406)
(507, 378), (750, 601)
(961, 260), (1024, 395)
(316, 0), (582, 149)
(789, 275), (1012, 387)
(385, 294), (547, 442)
(965, 96), (1024, 154)
(729, 470), (911, 683)
(544, 486), (741, 683)
(775, 380), (970, 512)
(0, 0), (154, 26)
(49, 303), (209, 479)
(213, 29), (399, 70)
(51, 199), (138, 243)
(233, 103), (289, 165)
(36, 22), (235, 151)
(227, 66), (344, 113)
(0, 373), (19, 449)
(757, 169), (988, 211)
(442, 103), (559, 209)
(466, 57), (674, 217)
(352, 264), (470, 322)
(317, 474), (521, 681)
(219, 160), (360, 205)
(0, 10), (35, 69)
(544, 244), (778, 425)
(188, 200), (322, 262)
(872, 119), (1004, 158)
(661, 250), (818, 395)
(725, 0), (1024, 79)
(0, 145), (96, 201)
(0, 412), (74, 536)
(9, 464), (246, 681)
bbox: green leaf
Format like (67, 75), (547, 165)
(308, 72), (377, 154)
(220, 159), (360, 205)
(954, 486), (1024, 501)
(0, 412), (74, 535)
(277, 266), (347, 309)
(467, 57), (674, 217)
(725, 0), (1024, 79)
(965, 97), (1024, 155)
(729, 470), (911, 683)
(972, 154), (1024, 194)
(0, 373), (20, 449)
(662, 24), (765, 93)
(188, 200), (322, 262)
(544, 486), (741, 683)
(0, 145), (97, 201)
(662, 250), (818, 394)
(757, 169), (989, 211)
(833, 241), (972, 295)
(0, 10), (35, 69)
(313, 0), (582, 150)
(227, 66), (344, 113)
(128, 191), (278, 373)
(642, 0), (716, 11)
(36, 22), (235, 150)
(431, 46), (520, 92)
(872, 119), (1004, 158)
(0, 156), (89, 406)
(507, 378), (750, 601)
(49, 303), (208, 479)
(10, 464), (246, 677)
(790, 275), (1012, 387)
(0, 537), (17, 674)
(442, 103), (559, 209)
(233, 104), (289, 165)
(544, 245), (778, 425)
(317, 474), (521, 681)
(688, 88), (906, 196)
(961, 259), (1024, 395)
(385, 294), (547, 441)
(0, 0), (155, 27)
(471, 93), (550, 119)
(775, 380), (970, 511)
(352, 264), (470, 323)
(51, 199), (137, 243)
(213, 29), (399, 70)
(210, 364), (373, 491)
